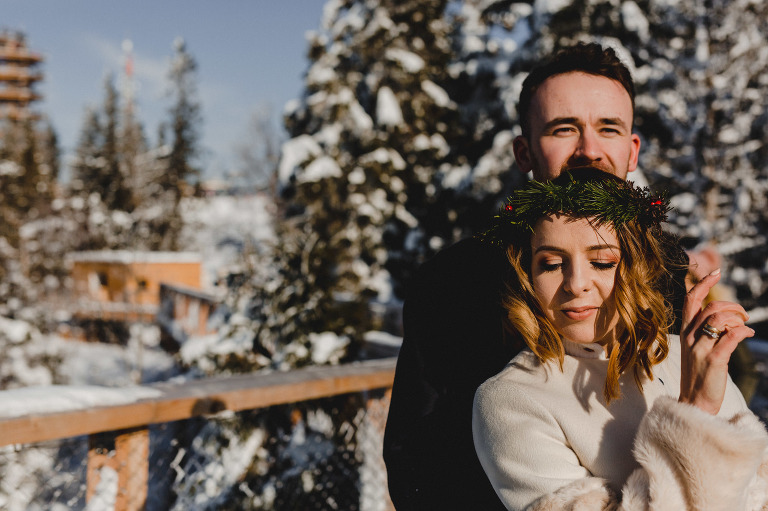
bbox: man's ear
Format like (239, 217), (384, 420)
(627, 133), (641, 173)
(513, 135), (533, 174)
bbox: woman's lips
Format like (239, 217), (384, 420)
(561, 307), (597, 320)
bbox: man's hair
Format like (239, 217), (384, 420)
(517, 42), (635, 137)
(502, 168), (671, 403)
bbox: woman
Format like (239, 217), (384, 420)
(472, 167), (766, 510)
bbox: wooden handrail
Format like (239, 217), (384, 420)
(0, 357), (397, 447)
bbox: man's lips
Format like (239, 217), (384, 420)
(561, 307), (598, 320)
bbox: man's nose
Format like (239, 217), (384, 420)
(573, 130), (602, 161)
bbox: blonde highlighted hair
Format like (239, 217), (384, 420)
(503, 192), (672, 404)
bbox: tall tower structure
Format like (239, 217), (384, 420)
(0, 30), (43, 121)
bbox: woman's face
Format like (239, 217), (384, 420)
(530, 214), (621, 351)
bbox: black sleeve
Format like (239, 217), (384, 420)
(383, 238), (515, 511)
(660, 231), (690, 335)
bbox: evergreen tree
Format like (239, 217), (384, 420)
(118, 85), (147, 208)
(0, 120), (48, 244)
(70, 107), (104, 200)
(454, 0), (768, 311)
(70, 76), (133, 212)
(274, 0), (463, 348)
(16, 121), (41, 219)
(0, 117), (60, 309)
(161, 37), (202, 250)
(37, 119), (60, 209)
(101, 74), (133, 212)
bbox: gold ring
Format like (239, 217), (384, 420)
(701, 323), (723, 340)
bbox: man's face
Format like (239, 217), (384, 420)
(513, 72), (641, 181)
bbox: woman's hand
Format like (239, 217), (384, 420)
(678, 269), (755, 415)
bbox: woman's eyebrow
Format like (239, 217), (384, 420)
(587, 244), (620, 251)
(533, 245), (564, 254)
(533, 244), (620, 254)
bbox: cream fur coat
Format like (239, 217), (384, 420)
(472, 335), (768, 510)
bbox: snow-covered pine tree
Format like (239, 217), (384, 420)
(37, 119), (59, 208)
(275, 0), (463, 348)
(161, 37), (202, 251)
(0, 117), (60, 311)
(639, 0), (768, 311)
(101, 74), (134, 213)
(70, 75), (133, 214)
(118, 81), (148, 208)
(70, 107), (103, 202)
(454, 0), (768, 314)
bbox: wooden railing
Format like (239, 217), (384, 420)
(0, 357), (398, 511)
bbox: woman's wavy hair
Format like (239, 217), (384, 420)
(503, 170), (672, 403)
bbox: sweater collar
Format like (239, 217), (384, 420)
(563, 339), (607, 360)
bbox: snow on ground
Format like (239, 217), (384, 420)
(0, 323), (177, 418)
(57, 325), (179, 386)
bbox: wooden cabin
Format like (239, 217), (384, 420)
(67, 251), (202, 323)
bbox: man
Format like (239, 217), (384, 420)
(383, 42), (689, 510)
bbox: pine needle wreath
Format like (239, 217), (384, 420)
(477, 171), (670, 247)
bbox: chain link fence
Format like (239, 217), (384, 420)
(0, 389), (393, 511)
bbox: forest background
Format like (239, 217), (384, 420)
(1, 0), (768, 509)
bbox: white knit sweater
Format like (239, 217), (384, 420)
(473, 335), (768, 510)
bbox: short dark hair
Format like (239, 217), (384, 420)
(517, 43), (635, 137)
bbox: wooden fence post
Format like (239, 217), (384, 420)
(362, 387), (395, 511)
(87, 432), (116, 503)
(87, 427), (149, 511)
(115, 426), (149, 511)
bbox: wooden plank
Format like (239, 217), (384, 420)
(0, 358), (397, 447)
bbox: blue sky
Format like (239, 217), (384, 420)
(2, 1), (328, 178)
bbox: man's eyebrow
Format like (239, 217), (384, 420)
(541, 116), (630, 130)
(601, 117), (629, 128)
(542, 117), (578, 130)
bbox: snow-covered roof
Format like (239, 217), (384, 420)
(66, 251), (202, 264)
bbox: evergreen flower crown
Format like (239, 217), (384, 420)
(477, 170), (671, 247)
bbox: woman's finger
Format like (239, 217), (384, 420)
(699, 301), (750, 323)
(708, 325), (756, 364)
(682, 269), (721, 331)
(686, 300), (749, 345)
(697, 310), (748, 336)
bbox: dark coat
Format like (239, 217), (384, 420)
(383, 235), (688, 510)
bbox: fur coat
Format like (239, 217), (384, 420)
(473, 336), (768, 510)
(527, 397), (768, 510)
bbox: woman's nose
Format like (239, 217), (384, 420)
(563, 265), (590, 295)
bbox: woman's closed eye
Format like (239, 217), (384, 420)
(591, 260), (617, 270)
(538, 260), (562, 272)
